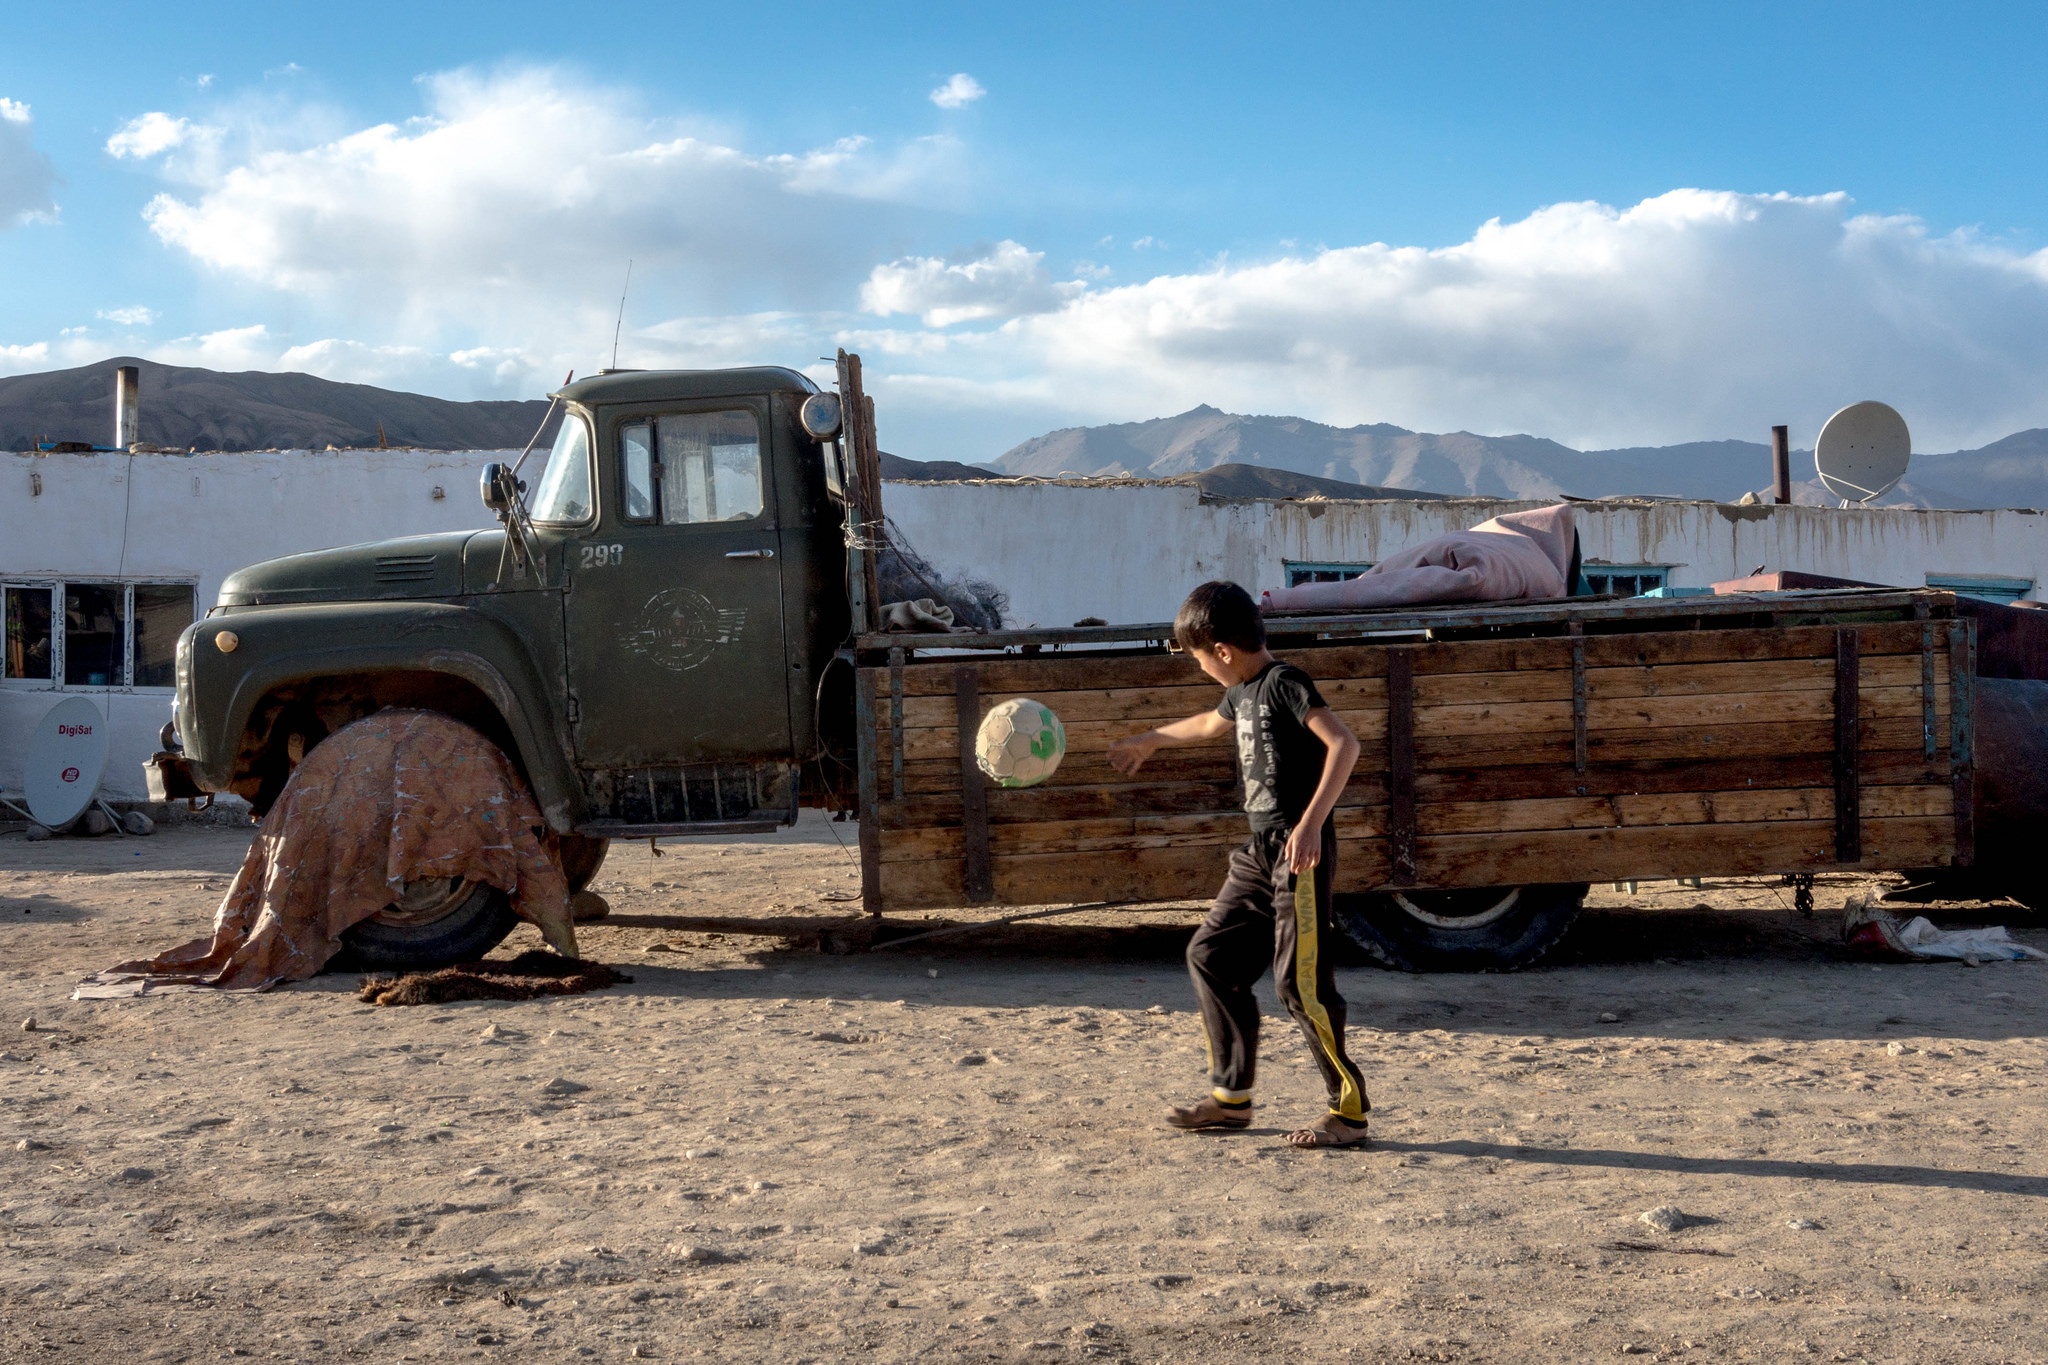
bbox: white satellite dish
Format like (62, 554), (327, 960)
(25, 696), (110, 829)
(1814, 401), (1911, 504)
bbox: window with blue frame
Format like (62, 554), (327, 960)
(1925, 573), (2034, 604)
(1579, 564), (1673, 597)
(1283, 559), (1374, 587)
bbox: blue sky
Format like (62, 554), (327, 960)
(3, 1), (2047, 457)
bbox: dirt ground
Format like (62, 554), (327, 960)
(2, 814), (2045, 1364)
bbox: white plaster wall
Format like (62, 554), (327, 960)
(11, 448), (2048, 806)
(882, 484), (2048, 627)
(1, 448), (515, 801)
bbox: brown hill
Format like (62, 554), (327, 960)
(0, 357), (555, 452)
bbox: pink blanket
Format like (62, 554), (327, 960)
(1261, 504), (1577, 612)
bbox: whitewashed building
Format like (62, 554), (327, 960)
(885, 481), (2048, 628)
(6, 446), (2048, 803)
(2, 447), (511, 801)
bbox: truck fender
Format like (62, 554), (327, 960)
(179, 601), (580, 831)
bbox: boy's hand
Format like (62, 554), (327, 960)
(1108, 731), (1162, 775)
(1110, 710), (1230, 775)
(1284, 822), (1322, 872)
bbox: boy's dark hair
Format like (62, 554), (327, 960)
(1175, 580), (1266, 654)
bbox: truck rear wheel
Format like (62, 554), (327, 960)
(1332, 883), (1587, 972)
(328, 877), (518, 973)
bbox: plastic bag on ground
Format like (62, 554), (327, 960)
(1843, 895), (2045, 963)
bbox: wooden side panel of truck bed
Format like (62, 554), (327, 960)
(857, 612), (1973, 911)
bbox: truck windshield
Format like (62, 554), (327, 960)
(529, 413), (593, 523)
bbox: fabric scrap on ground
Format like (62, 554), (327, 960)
(75, 709), (573, 996)
(1843, 896), (2046, 962)
(358, 951), (631, 1006)
(1259, 503), (1576, 612)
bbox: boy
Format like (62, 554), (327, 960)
(1108, 581), (1371, 1148)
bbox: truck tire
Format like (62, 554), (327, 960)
(328, 877), (518, 973)
(1332, 883), (1587, 972)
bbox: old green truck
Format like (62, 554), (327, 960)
(151, 353), (2001, 972)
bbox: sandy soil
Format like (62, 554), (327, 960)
(2, 813), (2045, 1364)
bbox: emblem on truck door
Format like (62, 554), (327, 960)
(625, 587), (748, 672)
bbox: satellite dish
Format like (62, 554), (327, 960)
(25, 696), (110, 829)
(1814, 401), (1911, 503)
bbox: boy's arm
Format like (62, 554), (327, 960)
(1108, 710), (1232, 775)
(1283, 708), (1362, 871)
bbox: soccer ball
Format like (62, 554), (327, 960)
(974, 698), (1067, 788)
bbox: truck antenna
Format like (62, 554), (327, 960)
(610, 260), (633, 370)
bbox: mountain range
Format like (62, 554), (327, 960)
(10, 357), (2048, 510)
(0, 357), (553, 452)
(986, 407), (2048, 510)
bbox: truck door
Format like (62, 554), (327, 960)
(562, 401), (792, 770)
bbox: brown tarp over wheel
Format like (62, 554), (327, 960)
(84, 709), (575, 993)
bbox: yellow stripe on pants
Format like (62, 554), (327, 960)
(1292, 863), (1366, 1120)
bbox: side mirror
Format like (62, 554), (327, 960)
(800, 392), (844, 442)
(480, 462), (517, 514)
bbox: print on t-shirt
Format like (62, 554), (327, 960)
(1236, 702), (1277, 818)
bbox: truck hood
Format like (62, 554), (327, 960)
(215, 531), (480, 607)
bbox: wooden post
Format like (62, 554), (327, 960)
(955, 668), (994, 903)
(1949, 618), (1976, 867)
(836, 349), (883, 633)
(1833, 628), (1861, 863)
(855, 667), (882, 916)
(888, 645), (906, 801)
(1387, 648), (1417, 885)
(1569, 622), (1588, 781)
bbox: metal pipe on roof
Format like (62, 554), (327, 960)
(1771, 424), (1791, 505)
(115, 365), (140, 450)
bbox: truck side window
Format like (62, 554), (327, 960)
(621, 422), (656, 521)
(657, 411), (763, 525)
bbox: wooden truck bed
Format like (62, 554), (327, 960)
(851, 589), (1973, 913)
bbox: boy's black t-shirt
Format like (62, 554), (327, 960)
(1215, 660), (1330, 833)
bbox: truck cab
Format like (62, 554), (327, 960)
(154, 365), (859, 839)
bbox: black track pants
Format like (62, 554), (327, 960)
(1185, 823), (1369, 1120)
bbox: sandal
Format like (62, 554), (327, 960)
(1165, 1097), (1253, 1131)
(1286, 1114), (1371, 1148)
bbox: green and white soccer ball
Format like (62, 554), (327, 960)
(974, 697), (1067, 788)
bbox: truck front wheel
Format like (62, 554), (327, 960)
(1333, 883), (1587, 972)
(328, 877), (518, 973)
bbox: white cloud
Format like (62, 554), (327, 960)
(96, 306), (158, 327)
(137, 65), (954, 348)
(154, 323), (284, 371)
(0, 341), (50, 370)
(0, 98), (58, 227)
(107, 112), (193, 159)
(929, 73), (985, 110)
(862, 241), (1079, 327)
(89, 67), (2048, 456)
(868, 191), (2048, 452)
(279, 337), (434, 382)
